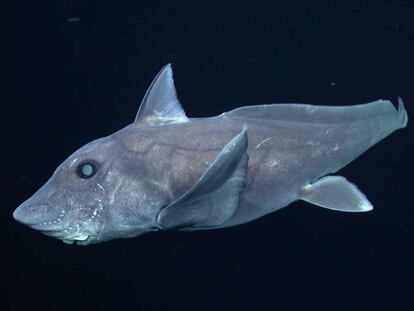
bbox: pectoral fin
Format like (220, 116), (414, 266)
(157, 131), (249, 230)
(300, 176), (373, 212)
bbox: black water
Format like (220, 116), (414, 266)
(3, 1), (413, 310)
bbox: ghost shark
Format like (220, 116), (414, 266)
(13, 64), (408, 245)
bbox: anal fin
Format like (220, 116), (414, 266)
(300, 176), (373, 212)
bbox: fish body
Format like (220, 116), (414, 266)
(13, 64), (408, 245)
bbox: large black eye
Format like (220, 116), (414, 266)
(76, 161), (98, 179)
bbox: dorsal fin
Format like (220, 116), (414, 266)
(135, 64), (189, 125)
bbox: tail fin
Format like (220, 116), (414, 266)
(397, 97), (408, 129)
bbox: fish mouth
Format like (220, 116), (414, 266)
(41, 230), (94, 245)
(61, 235), (90, 245)
(14, 204), (95, 245)
(17, 215), (98, 246)
(14, 198), (100, 245)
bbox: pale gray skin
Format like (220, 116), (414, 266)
(13, 64), (408, 245)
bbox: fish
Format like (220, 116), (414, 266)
(13, 64), (408, 245)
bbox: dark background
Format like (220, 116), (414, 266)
(2, 0), (413, 310)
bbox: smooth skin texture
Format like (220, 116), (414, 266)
(13, 64), (408, 245)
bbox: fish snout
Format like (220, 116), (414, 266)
(14, 179), (65, 225)
(13, 189), (66, 232)
(15, 198), (57, 222)
(13, 202), (39, 226)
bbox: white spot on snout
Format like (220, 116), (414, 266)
(70, 158), (80, 166)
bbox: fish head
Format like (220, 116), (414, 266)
(13, 135), (153, 245)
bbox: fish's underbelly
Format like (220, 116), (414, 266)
(217, 149), (317, 228)
(217, 176), (304, 228)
